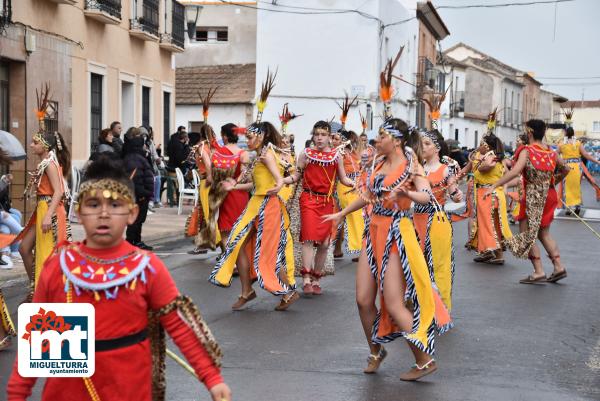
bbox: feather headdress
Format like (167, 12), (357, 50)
(256, 68), (277, 123)
(337, 92), (358, 129)
(421, 81), (451, 128)
(35, 83), (51, 133)
(199, 87), (217, 123)
(279, 103), (301, 134)
(380, 46), (405, 118)
(486, 107), (499, 132)
(359, 110), (368, 134)
(562, 105), (574, 126)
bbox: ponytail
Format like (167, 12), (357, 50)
(42, 131), (71, 178)
(403, 127), (424, 165)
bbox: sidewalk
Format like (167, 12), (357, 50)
(0, 204), (192, 287)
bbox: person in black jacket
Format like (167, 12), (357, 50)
(122, 128), (155, 250)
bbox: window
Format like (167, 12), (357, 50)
(90, 73), (103, 152)
(454, 128), (459, 141)
(474, 130), (478, 149)
(593, 121), (600, 132)
(0, 63), (8, 132)
(517, 93), (521, 125)
(163, 91), (171, 146)
(195, 27), (228, 43)
(142, 86), (151, 128)
(510, 91), (514, 125)
(44, 101), (59, 133)
(503, 88), (507, 125)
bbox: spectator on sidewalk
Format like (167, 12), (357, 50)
(166, 130), (190, 206)
(122, 128), (155, 250)
(0, 174), (22, 269)
(141, 126), (164, 209)
(109, 121), (124, 155)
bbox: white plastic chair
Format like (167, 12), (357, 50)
(176, 168), (198, 215)
(68, 166), (81, 223)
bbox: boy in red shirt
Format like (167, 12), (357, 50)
(7, 155), (231, 401)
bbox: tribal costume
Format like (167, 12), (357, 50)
(467, 152), (512, 254)
(18, 150), (71, 286)
(413, 161), (456, 312)
(558, 137), (600, 208)
(7, 240), (223, 401)
(209, 148), (296, 294)
(364, 152), (451, 352)
(335, 150), (364, 255)
(506, 144), (560, 257)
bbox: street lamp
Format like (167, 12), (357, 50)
(186, 5), (203, 41)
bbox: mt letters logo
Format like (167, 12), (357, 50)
(18, 303), (95, 377)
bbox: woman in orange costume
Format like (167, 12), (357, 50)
(325, 118), (451, 380)
(413, 130), (462, 312)
(466, 133), (512, 265)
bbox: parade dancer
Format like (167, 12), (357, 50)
(209, 71), (299, 311)
(485, 120), (571, 284)
(413, 130), (463, 311)
(283, 120), (355, 295)
(7, 155), (231, 401)
(324, 118), (451, 380)
(18, 85), (71, 299)
(558, 126), (600, 216)
(464, 113), (513, 264)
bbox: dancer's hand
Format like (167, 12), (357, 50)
(220, 179), (235, 192)
(322, 212), (343, 227)
(42, 214), (52, 233)
(266, 182), (283, 196)
(209, 382), (232, 401)
(452, 190), (464, 202)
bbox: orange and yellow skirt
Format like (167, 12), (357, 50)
(468, 185), (512, 253)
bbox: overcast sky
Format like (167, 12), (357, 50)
(436, 0), (600, 101)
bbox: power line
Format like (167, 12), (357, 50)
(538, 76), (600, 80)
(542, 82), (600, 86)
(437, 0), (574, 9)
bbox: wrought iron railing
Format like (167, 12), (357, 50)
(171, 0), (185, 48)
(85, 0), (121, 20)
(130, 0), (159, 37)
(1, 0), (12, 31)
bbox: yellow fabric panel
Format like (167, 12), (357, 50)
(429, 212), (453, 311)
(336, 183), (364, 254)
(559, 141), (581, 159)
(34, 200), (55, 287)
(474, 161), (504, 185)
(398, 217), (435, 348)
(496, 187), (513, 240)
(212, 195), (263, 286)
(564, 162), (582, 207)
(0, 290), (15, 335)
(199, 179), (221, 244)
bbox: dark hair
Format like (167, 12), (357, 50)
(188, 132), (201, 146)
(99, 128), (112, 144)
(340, 130), (359, 149)
(427, 129), (449, 158)
(380, 118), (423, 163)
(525, 119), (546, 141)
(221, 123), (238, 144)
(483, 133), (505, 160)
(305, 139), (313, 148)
(199, 123), (214, 142)
(110, 121), (121, 131)
(81, 153), (135, 200)
(312, 120), (331, 135)
(518, 133), (529, 145)
(565, 126), (575, 138)
(248, 121), (282, 148)
(41, 131), (71, 178)
(177, 125), (186, 132)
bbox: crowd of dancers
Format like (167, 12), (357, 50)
(2, 56), (599, 400)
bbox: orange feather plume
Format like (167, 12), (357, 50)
(336, 92), (358, 126)
(199, 87), (218, 122)
(379, 46), (405, 104)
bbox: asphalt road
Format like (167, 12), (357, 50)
(1, 187), (600, 401)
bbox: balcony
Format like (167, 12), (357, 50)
(451, 91), (465, 114)
(159, 33), (184, 52)
(48, 0), (78, 4)
(84, 0), (121, 25)
(130, 17), (159, 41)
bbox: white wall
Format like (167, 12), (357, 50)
(254, 0), (419, 147)
(176, 104), (250, 134)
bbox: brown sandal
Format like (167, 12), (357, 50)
(231, 290), (257, 310)
(275, 291), (300, 311)
(547, 270), (567, 283)
(519, 274), (547, 285)
(399, 359), (437, 381)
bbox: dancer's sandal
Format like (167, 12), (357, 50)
(473, 251), (494, 263)
(275, 291), (300, 311)
(519, 274), (547, 285)
(311, 270), (324, 295)
(546, 254), (567, 283)
(20, 281), (35, 305)
(363, 346), (387, 374)
(333, 253), (344, 260)
(486, 258), (505, 265)
(0, 336), (12, 351)
(231, 290), (257, 310)
(300, 268), (313, 295)
(399, 359), (437, 381)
